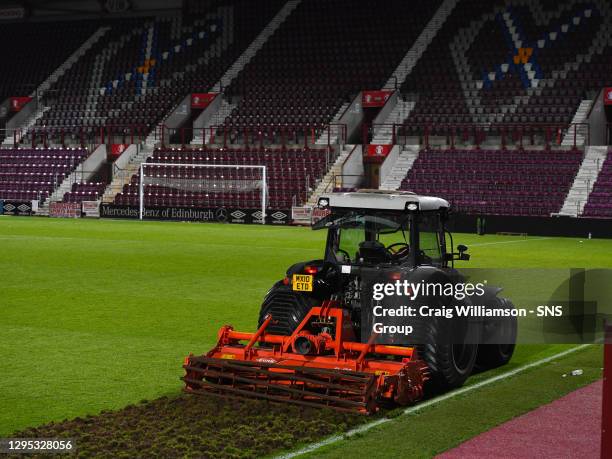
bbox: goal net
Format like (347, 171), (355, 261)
(138, 163), (267, 224)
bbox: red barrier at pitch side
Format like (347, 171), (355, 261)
(603, 323), (612, 459)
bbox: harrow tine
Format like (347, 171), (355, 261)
(185, 362), (370, 395)
(185, 378), (367, 414)
(183, 377), (370, 414)
(192, 356), (373, 382)
(183, 368), (371, 408)
(182, 355), (382, 414)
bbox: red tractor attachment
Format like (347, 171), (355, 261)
(182, 301), (428, 414)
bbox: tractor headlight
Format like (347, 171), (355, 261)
(318, 198), (329, 208)
(406, 202), (419, 211)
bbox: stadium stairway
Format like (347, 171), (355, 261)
(582, 149), (612, 217)
(152, 0), (299, 148)
(191, 98), (237, 145)
(220, 0), (442, 134)
(189, 0), (301, 146)
(373, 0), (448, 125)
(559, 145), (608, 216)
(35, 26), (111, 99)
(314, 101), (350, 145)
(561, 99), (592, 146)
(102, 145), (150, 203)
(210, 0), (302, 93)
(373, 0), (458, 135)
(306, 144), (354, 206)
(0, 19), (103, 132)
(371, 101), (416, 145)
(383, 0), (459, 91)
(379, 145), (420, 191)
(0, 106), (49, 148)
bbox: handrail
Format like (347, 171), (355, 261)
(338, 96), (356, 120)
(0, 128), (24, 148)
(371, 122), (590, 150)
(1, 124), (148, 150)
(332, 174), (363, 190)
(585, 94), (598, 121)
(341, 144), (359, 169)
(159, 123), (348, 149)
(103, 125), (148, 145)
(112, 163), (132, 188)
(388, 76), (399, 90)
(28, 126), (102, 150)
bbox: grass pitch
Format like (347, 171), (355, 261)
(0, 217), (608, 453)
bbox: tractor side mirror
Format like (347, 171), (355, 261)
(457, 244), (470, 260)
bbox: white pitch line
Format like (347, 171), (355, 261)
(276, 344), (592, 459)
(0, 235), (321, 252)
(469, 237), (551, 247)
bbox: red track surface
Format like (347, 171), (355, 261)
(438, 380), (603, 459)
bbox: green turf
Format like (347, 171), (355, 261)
(0, 216), (610, 436)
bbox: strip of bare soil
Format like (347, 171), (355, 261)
(14, 395), (365, 458)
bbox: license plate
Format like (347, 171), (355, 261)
(292, 274), (313, 292)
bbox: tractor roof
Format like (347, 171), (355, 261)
(317, 190), (449, 212)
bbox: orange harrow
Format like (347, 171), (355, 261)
(182, 301), (428, 414)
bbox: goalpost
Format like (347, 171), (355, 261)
(138, 163), (267, 224)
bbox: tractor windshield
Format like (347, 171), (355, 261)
(313, 211), (410, 263)
(417, 212), (444, 263)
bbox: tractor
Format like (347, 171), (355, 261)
(183, 190), (517, 414)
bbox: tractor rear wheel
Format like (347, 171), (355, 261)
(257, 282), (316, 336)
(476, 297), (517, 370)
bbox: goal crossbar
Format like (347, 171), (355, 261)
(139, 162), (267, 224)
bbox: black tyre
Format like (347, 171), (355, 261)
(476, 297), (517, 370)
(420, 316), (481, 392)
(257, 282), (316, 335)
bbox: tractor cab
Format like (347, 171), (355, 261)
(313, 190), (468, 268)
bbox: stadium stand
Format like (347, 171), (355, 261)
(398, 0), (608, 131)
(35, 1), (285, 135)
(113, 146), (330, 209)
(1, 0), (611, 221)
(220, 0), (441, 137)
(0, 19), (102, 144)
(0, 147), (89, 203)
(63, 182), (107, 203)
(0, 20), (100, 104)
(2, 1), (286, 208)
(399, 148), (583, 216)
(102, 0), (445, 209)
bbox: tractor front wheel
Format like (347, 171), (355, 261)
(417, 314), (481, 392)
(476, 297), (517, 370)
